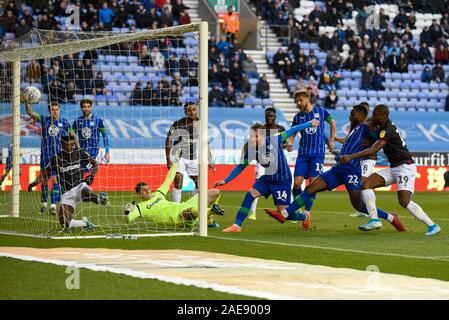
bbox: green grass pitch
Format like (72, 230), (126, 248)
(1, 191), (448, 299)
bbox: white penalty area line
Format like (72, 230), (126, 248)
(0, 252), (299, 300)
(208, 236), (449, 263)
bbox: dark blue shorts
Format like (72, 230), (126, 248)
(253, 178), (292, 206)
(294, 154), (325, 179)
(320, 164), (361, 191)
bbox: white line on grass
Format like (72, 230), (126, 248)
(208, 236), (449, 263)
(0, 252), (300, 300)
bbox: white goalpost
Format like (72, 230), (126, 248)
(0, 22), (209, 239)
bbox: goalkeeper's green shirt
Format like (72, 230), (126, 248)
(127, 163), (198, 224)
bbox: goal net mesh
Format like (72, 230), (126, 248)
(0, 24), (206, 238)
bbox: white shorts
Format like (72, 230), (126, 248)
(376, 163), (416, 193)
(361, 159), (376, 178)
(172, 157), (199, 177)
(255, 163), (265, 179)
(61, 182), (91, 209)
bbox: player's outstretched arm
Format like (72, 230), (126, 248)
(99, 124), (110, 163)
(84, 154), (99, 185)
(340, 140), (386, 164)
(25, 102), (41, 122)
(164, 134), (172, 169)
(157, 162), (179, 196)
(328, 119), (336, 152)
(335, 136), (346, 144)
(214, 162), (248, 187)
(280, 119), (319, 142)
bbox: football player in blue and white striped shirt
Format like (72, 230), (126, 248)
(287, 89), (336, 230)
(72, 99), (110, 163)
(265, 104), (405, 233)
(215, 118), (319, 233)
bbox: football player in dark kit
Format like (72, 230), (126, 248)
(341, 105), (441, 236)
(45, 135), (110, 230)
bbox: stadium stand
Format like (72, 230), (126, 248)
(249, 0), (449, 112)
(0, 0), (272, 109)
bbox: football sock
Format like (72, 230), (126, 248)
(68, 219), (87, 228)
(361, 189), (379, 219)
(284, 193), (311, 216)
(361, 206), (393, 222)
(235, 192), (255, 226)
(305, 192), (316, 211)
(286, 211), (307, 221)
(406, 201), (434, 227)
(171, 187), (182, 203)
(41, 184), (48, 204)
(250, 197), (259, 214)
(51, 183), (60, 205)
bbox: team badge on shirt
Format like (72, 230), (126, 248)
(82, 127), (92, 139)
(379, 130), (386, 139)
(48, 124), (60, 137)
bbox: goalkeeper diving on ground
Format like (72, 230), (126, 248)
(123, 150), (225, 226)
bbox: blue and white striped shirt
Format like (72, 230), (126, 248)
(340, 123), (371, 168)
(37, 114), (72, 161)
(292, 105), (332, 156)
(72, 115), (109, 158)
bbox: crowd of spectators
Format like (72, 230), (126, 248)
(253, 0), (449, 107)
(0, 0), (200, 106)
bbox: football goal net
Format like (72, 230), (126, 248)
(0, 22), (210, 239)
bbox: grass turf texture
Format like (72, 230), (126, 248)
(1, 191), (448, 299)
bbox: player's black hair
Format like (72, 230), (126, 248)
(135, 182), (148, 194)
(353, 104), (368, 117)
(374, 104), (389, 117)
(184, 101), (197, 113)
(47, 101), (59, 110)
(61, 135), (74, 143)
(80, 98), (93, 107)
(359, 101), (370, 113)
(265, 107), (276, 114)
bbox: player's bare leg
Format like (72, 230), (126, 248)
(59, 204), (95, 230)
(223, 188), (261, 233)
(397, 190), (440, 235)
(172, 173), (183, 203)
(191, 175), (199, 196)
(81, 187), (110, 207)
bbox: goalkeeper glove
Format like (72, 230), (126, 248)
(84, 174), (95, 185)
(124, 201), (136, 215)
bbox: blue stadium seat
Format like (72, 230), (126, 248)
(401, 73), (413, 81)
(429, 82), (439, 90)
(392, 73), (402, 81)
(252, 98), (263, 105)
(105, 55), (117, 63)
(341, 70), (352, 78)
(397, 91), (408, 99)
(309, 43), (319, 51)
(409, 81), (420, 90)
(419, 82), (430, 90)
(367, 90), (377, 98)
(351, 71), (362, 79)
(262, 98), (273, 106)
(377, 91), (388, 99)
